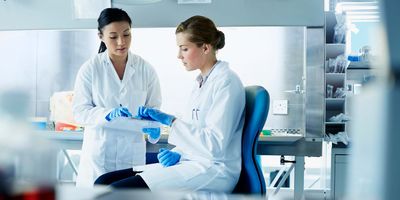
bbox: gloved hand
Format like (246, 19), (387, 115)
(142, 127), (161, 144)
(105, 107), (132, 121)
(137, 106), (175, 126)
(157, 148), (181, 167)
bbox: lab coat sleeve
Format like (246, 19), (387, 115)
(171, 147), (184, 156)
(72, 62), (111, 127)
(144, 63), (162, 109)
(168, 78), (245, 160)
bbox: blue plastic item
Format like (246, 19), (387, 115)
(32, 121), (47, 130)
(348, 55), (361, 62)
(30, 117), (47, 130)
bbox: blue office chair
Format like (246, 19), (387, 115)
(232, 85), (270, 195)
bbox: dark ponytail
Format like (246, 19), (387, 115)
(97, 8), (132, 53)
(98, 41), (107, 54)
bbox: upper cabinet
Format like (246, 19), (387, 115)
(0, 0), (324, 30)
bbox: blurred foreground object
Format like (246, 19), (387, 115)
(0, 90), (57, 198)
(347, 0), (400, 199)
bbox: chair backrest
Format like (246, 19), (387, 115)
(232, 85), (270, 195)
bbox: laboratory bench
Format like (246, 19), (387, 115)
(35, 131), (83, 150)
(36, 130), (305, 151)
(34, 131), (172, 180)
(36, 131), (316, 199)
(35, 130), (173, 152)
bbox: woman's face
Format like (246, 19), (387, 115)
(176, 32), (206, 71)
(99, 21), (131, 59)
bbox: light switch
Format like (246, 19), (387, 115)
(273, 100), (288, 115)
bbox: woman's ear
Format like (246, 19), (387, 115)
(203, 44), (212, 55)
(98, 32), (103, 41)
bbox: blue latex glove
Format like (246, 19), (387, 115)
(157, 148), (181, 167)
(135, 106), (154, 121)
(137, 106), (175, 126)
(142, 127), (161, 144)
(105, 107), (132, 121)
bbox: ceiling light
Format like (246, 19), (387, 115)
(336, 1), (380, 23)
(112, 0), (162, 4)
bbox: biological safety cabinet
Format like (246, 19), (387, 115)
(0, 0), (326, 157)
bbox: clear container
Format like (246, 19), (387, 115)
(147, 133), (161, 144)
(327, 84), (334, 98)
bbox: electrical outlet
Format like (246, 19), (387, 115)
(273, 100), (288, 115)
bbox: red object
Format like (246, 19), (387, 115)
(20, 188), (55, 200)
(11, 186), (55, 200)
(55, 122), (80, 131)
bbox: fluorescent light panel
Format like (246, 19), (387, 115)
(336, 1), (380, 22)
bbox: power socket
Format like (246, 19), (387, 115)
(273, 100), (288, 115)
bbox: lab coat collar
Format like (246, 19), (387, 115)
(195, 60), (226, 87)
(121, 51), (136, 87)
(103, 50), (136, 87)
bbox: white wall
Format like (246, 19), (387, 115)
(132, 26), (306, 131)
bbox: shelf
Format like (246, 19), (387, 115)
(326, 43), (346, 59)
(326, 98), (346, 108)
(326, 98), (345, 101)
(325, 11), (337, 43)
(259, 134), (302, 142)
(325, 123), (345, 134)
(325, 11), (348, 139)
(347, 61), (371, 69)
(332, 142), (350, 148)
(326, 73), (345, 81)
(325, 122), (346, 125)
(326, 73), (345, 76)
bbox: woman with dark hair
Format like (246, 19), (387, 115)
(73, 8), (161, 187)
(95, 15), (245, 193)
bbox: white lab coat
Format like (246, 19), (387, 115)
(73, 51), (161, 187)
(136, 61), (245, 193)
